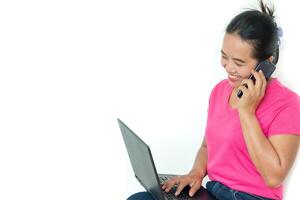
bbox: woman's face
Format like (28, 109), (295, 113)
(221, 33), (258, 88)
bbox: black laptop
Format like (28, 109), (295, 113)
(118, 119), (216, 200)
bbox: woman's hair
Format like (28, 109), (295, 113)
(226, 0), (281, 64)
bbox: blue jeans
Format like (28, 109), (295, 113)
(206, 181), (274, 200)
(127, 181), (274, 200)
(127, 192), (154, 200)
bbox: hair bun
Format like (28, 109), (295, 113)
(260, 0), (275, 18)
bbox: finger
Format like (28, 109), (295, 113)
(189, 181), (202, 197)
(164, 177), (179, 192)
(189, 180), (195, 187)
(241, 78), (254, 91)
(259, 69), (267, 81)
(252, 69), (263, 90)
(175, 180), (189, 196)
(237, 85), (248, 98)
(162, 179), (171, 190)
(259, 70), (267, 92)
(163, 180), (175, 192)
(259, 70), (268, 96)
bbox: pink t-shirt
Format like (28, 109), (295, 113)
(205, 78), (300, 200)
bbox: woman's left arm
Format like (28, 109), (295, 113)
(237, 69), (300, 188)
(238, 110), (299, 188)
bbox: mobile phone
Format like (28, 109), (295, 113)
(237, 60), (276, 98)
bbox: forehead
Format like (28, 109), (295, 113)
(222, 33), (253, 59)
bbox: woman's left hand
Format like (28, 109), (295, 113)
(236, 69), (267, 114)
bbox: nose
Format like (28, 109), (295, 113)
(224, 61), (236, 73)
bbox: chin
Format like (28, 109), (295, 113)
(227, 78), (241, 88)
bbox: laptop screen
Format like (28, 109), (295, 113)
(118, 119), (165, 200)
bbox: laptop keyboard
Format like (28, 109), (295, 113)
(159, 176), (191, 200)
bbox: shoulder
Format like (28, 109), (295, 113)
(210, 79), (229, 95)
(265, 78), (300, 106)
(214, 79), (228, 88)
(208, 79), (229, 103)
(260, 79), (300, 137)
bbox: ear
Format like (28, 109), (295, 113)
(267, 56), (274, 63)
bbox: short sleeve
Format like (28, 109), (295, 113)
(268, 96), (300, 137)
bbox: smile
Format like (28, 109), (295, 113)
(228, 74), (241, 81)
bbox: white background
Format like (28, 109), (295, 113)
(0, 0), (299, 199)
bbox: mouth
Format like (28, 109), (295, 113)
(228, 74), (241, 81)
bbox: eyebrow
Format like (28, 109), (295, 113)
(221, 50), (246, 64)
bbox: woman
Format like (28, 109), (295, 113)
(128, 1), (300, 199)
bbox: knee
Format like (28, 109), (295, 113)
(127, 192), (154, 200)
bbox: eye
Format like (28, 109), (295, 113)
(235, 63), (244, 67)
(221, 55), (228, 59)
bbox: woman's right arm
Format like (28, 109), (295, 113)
(190, 136), (208, 178)
(162, 137), (208, 197)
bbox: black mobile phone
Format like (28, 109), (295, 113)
(237, 60), (276, 98)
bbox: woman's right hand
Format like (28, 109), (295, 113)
(161, 170), (204, 197)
